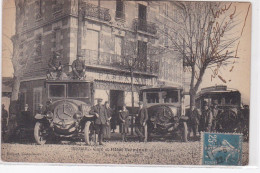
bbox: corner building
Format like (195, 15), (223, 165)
(14, 0), (183, 114)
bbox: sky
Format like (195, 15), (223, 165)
(1, 1), (252, 104)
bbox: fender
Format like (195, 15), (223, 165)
(35, 113), (45, 120)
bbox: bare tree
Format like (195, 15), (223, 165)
(156, 2), (246, 106)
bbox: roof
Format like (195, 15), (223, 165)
(197, 85), (240, 98)
(140, 84), (183, 91)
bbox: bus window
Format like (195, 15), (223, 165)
(49, 84), (66, 98)
(68, 83), (90, 98)
(146, 92), (159, 103)
(163, 90), (179, 103)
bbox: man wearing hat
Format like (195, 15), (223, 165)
(187, 105), (200, 140)
(135, 101), (148, 142)
(48, 52), (63, 79)
(200, 101), (213, 132)
(72, 54), (86, 80)
(211, 101), (219, 132)
(119, 104), (129, 142)
(89, 98), (108, 145)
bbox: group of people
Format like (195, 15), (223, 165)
(186, 101), (219, 140)
(48, 52), (86, 80)
(89, 99), (148, 145)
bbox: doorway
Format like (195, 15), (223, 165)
(110, 90), (124, 111)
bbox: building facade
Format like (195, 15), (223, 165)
(14, 0), (183, 114)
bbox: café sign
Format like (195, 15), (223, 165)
(87, 72), (155, 86)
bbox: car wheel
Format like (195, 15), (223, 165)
(34, 122), (48, 145)
(84, 121), (95, 145)
(182, 122), (188, 142)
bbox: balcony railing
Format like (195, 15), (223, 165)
(83, 3), (111, 22)
(82, 49), (159, 75)
(133, 18), (157, 35)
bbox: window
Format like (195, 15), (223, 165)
(68, 83), (90, 98)
(36, 0), (43, 19)
(137, 41), (147, 71)
(115, 0), (125, 19)
(49, 84), (65, 98)
(138, 4), (147, 31)
(35, 34), (42, 56)
(146, 93), (159, 103)
(33, 87), (42, 115)
(54, 29), (61, 51)
(115, 36), (122, 55)
(85, 29), (99, 60)
(162, 90), (179, 103)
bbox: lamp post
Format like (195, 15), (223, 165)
(128, 57), (135, 135)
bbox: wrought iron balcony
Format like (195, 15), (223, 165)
(83, 3), (111, 22)
(133, 18), (157, 35)
(81, 49), (159, 75)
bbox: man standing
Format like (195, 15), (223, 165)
(20, 104), (31, 128)
(211, 101), (219, 132)
(89, 98), (107, 145)
(187, 105), (200, 140)
(119, 104), (129, 142)
(104, 101), (112, 140)
(1, 104), (9, 141)
(135, 101), (148, 142)
(72, 54), (86, 80)
(201, 102), (213, 132)
(48, 52), (63, 79)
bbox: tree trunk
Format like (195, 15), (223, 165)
(189, 87), (196, 107)
(7, 75), (20, 142)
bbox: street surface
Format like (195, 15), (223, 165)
(1, 135), (249, 165)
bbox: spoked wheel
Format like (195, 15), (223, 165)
(84, 121), (95, 145)
(34, 122), (48, 145)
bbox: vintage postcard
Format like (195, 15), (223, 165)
(1, 0), (251, 166)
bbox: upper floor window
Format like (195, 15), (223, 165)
(137, 41), (147, 71)
(36, 0), (43, 20)
(115, 0), (125, 20)
(35, 34), (42, 56)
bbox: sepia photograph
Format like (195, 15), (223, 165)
(1, 0), (251, 166)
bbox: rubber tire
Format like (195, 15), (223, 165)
(182, 122), (188, 142)
(84, 121), (93, 145)
(34, 122), (47, 145)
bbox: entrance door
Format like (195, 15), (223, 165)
(110, 90), (124, 111)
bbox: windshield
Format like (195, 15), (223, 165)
(49, 84), (66, 98)
(67, 83), (90, 98)
(162, 90), (179, 103)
